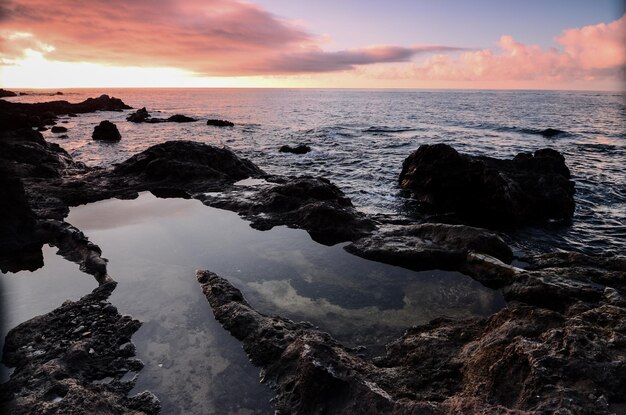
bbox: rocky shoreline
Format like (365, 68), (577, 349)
(1, 95), (624, 414)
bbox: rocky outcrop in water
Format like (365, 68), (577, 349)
(127, 107), (151, 123)
(399, 143), (575, 228)
(0, 95), (131, 131)
(0, 89), (17, 98)
(0, 282), (160, 415)
(540, 128), (567, 138)
(197, 252), (626, 415)
(279, 144), (311, 154)
(206, 119), (234, 127)
(126, 107), (197, 123)
(50, 126), (68, 133)
(92, 120), (121, 141)
(114, 140), (262, 183)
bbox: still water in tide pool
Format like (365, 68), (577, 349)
(0, 193), (504, 414)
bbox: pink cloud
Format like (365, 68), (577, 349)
(370, 14), (626, 84)
(0, 0), (459, 75)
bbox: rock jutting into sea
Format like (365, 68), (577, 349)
(0, 89), (18, 98)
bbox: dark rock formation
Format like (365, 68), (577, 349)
(114, 141), (262, 183)
(206, 119), (234, 127)
(279, 144), (312, 154)
(127, 108), (197, 123)
(92, 120), (121, 141)
(126, 107), (150, 123)
(399, 144), (575, 227)
(346, 223), (514, 287)
(197, 259), (626, 415)
(0, 95), (131, 131)
(203, 176), (375, 245)
(162, 114), (196, 123)
(50, 126), (68, 133)
(54, 91), (63, 95)
(540, 128), (567, 138)
(0, 89), (17, 98)
(0, 282), (160, 415)
(0, 169), (43, 272)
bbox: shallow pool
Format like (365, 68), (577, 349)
(1, 192), (505, 414)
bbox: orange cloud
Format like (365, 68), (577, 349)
(0, 0), (459, 75)
(367, 14), (626, 84)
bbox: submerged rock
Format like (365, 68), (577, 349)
(92, 120), (121, 141)
(0, 282), (159, 415)
(399, 144), (575, 227)
(540, 128), (567, 138)
(279, 144), (312, 154)
(206, 119), (234, 127)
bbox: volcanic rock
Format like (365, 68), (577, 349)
(114, 140), (262, 182)
(398, 143), (575, 227)
(279, 144), (312, 154)
(50, 126), (68, 133)
(346, 223), (515, 286)
(197, 258), (626, 415)
(206, 119), (234, 127)
(540, 128), (567, 138)
(0, 282), (160, 415)
(92, 120), (121, 141)
(126, 107), (150, 123)
(0, 89), (17, 98)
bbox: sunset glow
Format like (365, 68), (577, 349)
(0, 0), (624, 90)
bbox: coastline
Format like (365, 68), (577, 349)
(0, 93), (624, 414)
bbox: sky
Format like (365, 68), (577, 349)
(0, 0), (624, 90)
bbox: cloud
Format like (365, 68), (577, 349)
(368, 14), (626, 84)
(0, 0), (459, 75)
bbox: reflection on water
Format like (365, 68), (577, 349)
(2, 193), (505, 414)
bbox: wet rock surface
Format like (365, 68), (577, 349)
(0, 282), (160, 415)
(92, 120), (121, 141)
(198, 256), (626, 415)
(126, 108), (196, 123)
(202, 176), (376, 245)
(399, 143), (575, 228)
(346, 223), (515, 287)
(279, 144), (311, 154)
(206, 119), (234, 127)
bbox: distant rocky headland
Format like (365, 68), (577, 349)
(0, 95), (624, 414)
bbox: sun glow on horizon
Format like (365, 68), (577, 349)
(0, 50), (275, 89)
